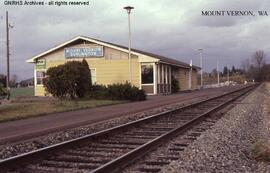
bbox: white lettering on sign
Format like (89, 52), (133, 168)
(64, 47), (103, 58)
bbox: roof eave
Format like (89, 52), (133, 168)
(26, 36), (145, 63)
(26, 59), (35, 63)
(159, 61), (201, 70)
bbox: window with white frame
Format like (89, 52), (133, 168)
(141, 64), (153, 84)
(90, 69), (96, 84)
(36, 70), (46, 85)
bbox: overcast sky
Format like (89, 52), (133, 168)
(0, 0), (269, 81)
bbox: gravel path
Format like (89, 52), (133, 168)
(162, 83), (270, 173)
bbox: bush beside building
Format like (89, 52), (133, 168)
(44, 60), (91, 99)
(44, 60), (146, 101)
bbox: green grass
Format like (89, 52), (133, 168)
(10, 87), (34, 98)
(0, 99), (126, 123)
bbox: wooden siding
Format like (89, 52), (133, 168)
(34, 43), (140, 96)
(178, 68), (189, 90)
(35, 86), (46, 96)
(192, 69), (198, 90)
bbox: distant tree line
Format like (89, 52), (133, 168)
(241, 50), (270, 82)
(0, 74), (34, 88)
(207, 65), (244, 78)
(204, 50), (269, 83)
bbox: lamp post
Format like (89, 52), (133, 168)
(123, 6), (134, 83)
(198, 49), (203, 88)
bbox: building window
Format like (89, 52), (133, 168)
(36, 70), (46, 85)
(90, 69), (96, 84)
(141, 64), (153, 84)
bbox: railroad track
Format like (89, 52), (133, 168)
(0, 84), (257, 173)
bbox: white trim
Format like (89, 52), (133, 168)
(159, 61), (200, 70)
(140, 62), (154, 85)
(153, 62), (157, 94)
(169, 66), (172, 93)
(26, 36), (154, 63)
(90, 68), (97, 84)
(161, 64), (164, 84)
(139, 63), (142, 89)
(140, 62), (155, 94)
(26, 36), (199, 70)
(165, 65), (168, 84)
(141, 84), (154, 86)
(34, 69), (36, 88)
(157, 64), (160, 84)
(35, 69), (46, 86)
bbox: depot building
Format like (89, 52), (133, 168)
(27, 36), (200, 96)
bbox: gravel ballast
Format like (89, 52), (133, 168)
(162, 83), (270, 173)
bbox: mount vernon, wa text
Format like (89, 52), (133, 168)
(202, 10), (268, 16)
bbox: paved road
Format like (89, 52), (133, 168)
(0, 87), (238, 144)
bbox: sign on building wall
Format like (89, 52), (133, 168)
(64, 47), (103, 58)
(36, 58), (46, 69)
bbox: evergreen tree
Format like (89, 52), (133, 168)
(223, 66), (228, 76)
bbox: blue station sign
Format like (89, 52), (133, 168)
(64, 47), (103, 58)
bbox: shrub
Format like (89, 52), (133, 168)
(107, 82), (146, 101)
(88, 84), (108, 99)
(0, 83), (7, 99)
(44, 59), (91, 99)
(171, 76), (179, 93)
(88, 83), (146, 101)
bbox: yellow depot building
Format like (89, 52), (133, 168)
(27, 36), (200, 96)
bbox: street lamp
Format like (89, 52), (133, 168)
(123, 6), (134, 83)
(198, 49), (203, 88)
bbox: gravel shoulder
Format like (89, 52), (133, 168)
(162, 83), (270, 173)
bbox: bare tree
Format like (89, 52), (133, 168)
(10, 74), (18, 87)
(210, 68), (217, 76)
(252, 50), (266, 72)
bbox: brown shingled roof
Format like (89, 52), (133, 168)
(88, 36), (201, 70)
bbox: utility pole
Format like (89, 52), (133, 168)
(6, 11), (10, 100)
(189, 60), (192, 90)
(227, 66), (230, 83)
(217, 58), (220, 86)
(198, 49), (203, 89)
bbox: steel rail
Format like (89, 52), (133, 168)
(92, 85), (256, 173)
(0, 84), (256, 172)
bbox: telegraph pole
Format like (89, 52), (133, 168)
(217, 58), (220, 86)
(198, 49), (203, 88)
(227, 66), (230, 83)
(6, 11), (10, 99)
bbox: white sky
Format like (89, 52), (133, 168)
(0, 0), (269, 80)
